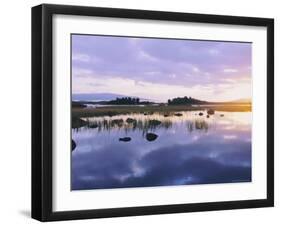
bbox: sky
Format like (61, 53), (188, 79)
(72, 34), (252, 102)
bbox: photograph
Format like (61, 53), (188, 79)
(71, 34), (252, 190)
(31, 3), (274, 221)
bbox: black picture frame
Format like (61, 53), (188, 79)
(32, 3), (274, 222)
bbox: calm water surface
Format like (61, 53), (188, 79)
(72, 110), (252, 190)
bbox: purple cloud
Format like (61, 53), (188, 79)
(72, 34), (251, 97)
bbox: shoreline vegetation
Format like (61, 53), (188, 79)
(72, 103), (251, 118)
(71, 96), (251, 149)
(72, 96), (251, 119)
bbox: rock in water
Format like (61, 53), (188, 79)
(126, 118), (136, 123)
(207, 109), (215, 115)
(199, 112), (204, 116)
(89, 123), (98, 128)
(146, 133), (158, 142)
(174, 113), (183, 116)
(119, 137), (131, 142)
(207, 115), (210, 118)
(72, 140), (76, 151)
(220, 114), (224, 117)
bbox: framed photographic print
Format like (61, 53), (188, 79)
(32, 4), (274, 221)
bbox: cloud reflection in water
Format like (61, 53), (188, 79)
(71, 111), (251, 190)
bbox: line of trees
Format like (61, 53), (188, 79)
(108, 96), (208, 105)
(108, 97), (140, 105)
(73, 96), (210, 106)
(168, 96), (208, 105)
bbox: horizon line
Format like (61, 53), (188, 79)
(72, 92), (252, 103)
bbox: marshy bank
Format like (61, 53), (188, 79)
(72, 104), (251, 118)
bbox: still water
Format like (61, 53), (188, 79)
(72, 110), (252, 190)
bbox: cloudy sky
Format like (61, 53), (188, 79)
(72, 34), (252, 102)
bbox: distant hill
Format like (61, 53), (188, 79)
(72, 93), (137, 102)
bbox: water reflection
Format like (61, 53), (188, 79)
(72, 110), (252, 190)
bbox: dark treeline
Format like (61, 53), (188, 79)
(72, 96), (212, 107)
(108, 97), (156, 105)
(110, 96), (209, 105)
(108, 97), (140, 105)
(168, 96), (208, 105)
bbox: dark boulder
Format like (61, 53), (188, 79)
(119, 137), (131, 142)
(199, 112), (204, 116)
(72, 140), (76, 151)
(207, 115), (210, 118)
(174, 113), (183, 116)
(126, 118), (136, 123)
(89, 123), (98, 128)
(207, 109), (215, 115)
(146, 133), (158, 142)
(220, 114), (224, 117)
